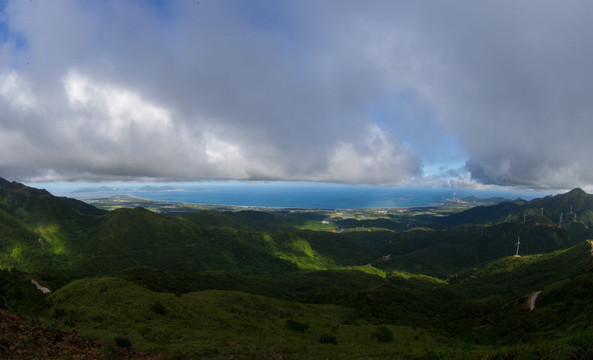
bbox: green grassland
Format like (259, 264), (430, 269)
(43, 276), (466, 359)
(3, 178), (593, 359)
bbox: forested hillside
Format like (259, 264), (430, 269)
(2, 178), (593, 359)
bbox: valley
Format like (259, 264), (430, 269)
(1, 177), (593, 359)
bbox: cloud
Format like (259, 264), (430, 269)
(325, 125), (420, 184)
(0, 0), (423, 184)
(330, 0), (593, 189)
(0, 0), (592, 189)
(391, 1), (593, 189)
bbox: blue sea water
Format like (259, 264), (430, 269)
(35, 181), (554, 209)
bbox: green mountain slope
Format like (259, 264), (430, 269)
(454, 240), (593, 295)
(0, 178), (107, 221)
(180, 209), (307, 231)
(44, 276), (459, 359)
(445, 201), (523, 226)
(451, 241), (593, 347)
(3, 178), (592, 280)
(0, 178), (107, 272)
(445, 188), (593, 227)
(0, 180), (373, 275)
(347, 221), (586, 277)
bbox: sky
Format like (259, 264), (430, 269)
(1, 0), (592, 191)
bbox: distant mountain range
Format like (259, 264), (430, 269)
(70, 185), (182, 193)
(1, 177), (591, 275)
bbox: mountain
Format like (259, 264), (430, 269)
(0, 179), (107, 272)
(180, 209), (307, 231)
(528, 188), (593, 225)
(0, 178), (107, 217)
(2, 178), (592, 277)
(138, 185), (181, 191)
(0, 179), (369, 275)
(445, 187), (593, 227)
(444, 200), (523, 225)
(70, 185), (117, 193)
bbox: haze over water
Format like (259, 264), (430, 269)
(38, 182), (553, 209)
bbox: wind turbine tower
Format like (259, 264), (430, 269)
(523, 212), (526, 223)
(508, 213), (511, 223)
(559, 212), (563, 228)
(541, 207), (544, 216)
(514, 236), (521, 257)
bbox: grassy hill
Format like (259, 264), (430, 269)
(36, 240), (593, 359)
(454, 240), (593, 295)
(42, 276), (463, 359)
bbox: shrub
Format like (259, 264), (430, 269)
(285, 319), (309, 332)
(319, 333), (338, 344)
(114, 336), (131, 348)
(372, 326), (394, 343)
(150, 301), (167, 315)
(52, 308), (66, 318)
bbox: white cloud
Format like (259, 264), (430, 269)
(325, 125), (419, 184)
(62, 70), (171, 143)
(0, 70), (37, 111)
(203, 133), (247, 178)
(1, 1), (592, 189)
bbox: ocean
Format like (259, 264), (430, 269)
(34, 181), (554, 209)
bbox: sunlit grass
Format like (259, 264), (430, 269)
(273, 238), (337, 270)
(10, 246), (22, 260)
(388, 270), (448, 284)
(36, 224), (68, 255)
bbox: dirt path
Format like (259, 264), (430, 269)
(30, 279), (51, 294)
(528, 290), (542, 310)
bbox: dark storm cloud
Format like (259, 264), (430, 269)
(1, 0), (592, 188)
(398, 1), (593, 188)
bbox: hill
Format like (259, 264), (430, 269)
(43, 276), (467, 359)
(445, 187), (593, 227)
(0, 180), (374, 275)
(36, 240), (593, 359)
(453, 240), (593, 295)
(180, 210), (308, 231)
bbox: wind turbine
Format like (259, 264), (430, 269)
(515, 236), (521, 257)
(559, 212), (563, 228)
